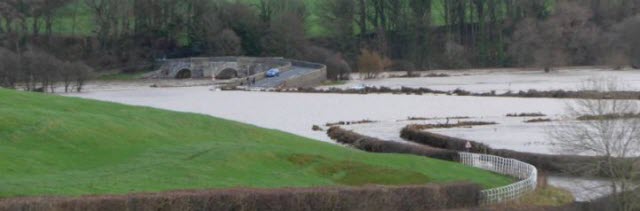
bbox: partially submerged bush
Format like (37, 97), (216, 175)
(235, 85), (640, 102)
(325, 120), (376, 127)
(357, 49), (391, 79)
(453, 88), (472, 96)
(407, 116), (430, 121)
(425, 73), (450, 77)
(507, 113), (547, 117)
(408, 121), (497, 130)
(524, 118), (552, 123)
(327, 127), (459, 161)
(576, 113), (640, 121)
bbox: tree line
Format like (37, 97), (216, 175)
(321, 0), (640, 73)
(1, 0), (640, 82)
(0, 47), (92, 92)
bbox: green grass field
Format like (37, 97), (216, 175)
(0, 89), (512, 198)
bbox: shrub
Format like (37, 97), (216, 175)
(576, 113), (640, 121)
(441, 40), (470, 69)
(425, 73), (450, 77)
(326, 54), (352, 81)
(408, 122), (497, 130)
(357, 49), (390, 79)
(303, 46), (351, 81)
(524, 118), (552, 123)
(327, 127), (459, 161)
(506, 113), (547, 117)
(325, 120), (375, 127)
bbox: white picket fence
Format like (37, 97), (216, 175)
(458, 152), (538, 205)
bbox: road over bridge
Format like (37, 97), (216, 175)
(252, 66), (317, 88)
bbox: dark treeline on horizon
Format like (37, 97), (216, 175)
(1, 0), (640, 81)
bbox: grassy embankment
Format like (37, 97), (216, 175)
(0, 88), (512, 197)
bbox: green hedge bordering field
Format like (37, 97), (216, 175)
(327, 127), (459, 161)
(0, 184), (481, 211)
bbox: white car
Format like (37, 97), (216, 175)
(266, 69), (280, 77)
(350, 84), (372, 90)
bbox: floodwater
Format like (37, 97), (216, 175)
(64, 86), (570, 143)
(326, 68), (640, 93)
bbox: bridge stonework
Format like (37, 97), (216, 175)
(155, 57), (291, 79)
(151, 56), (327, 88)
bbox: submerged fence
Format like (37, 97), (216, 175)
(458, 152), (538, 205)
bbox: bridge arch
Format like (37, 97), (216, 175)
(175, 69), (192, 79)
(215, 68), (239, 80)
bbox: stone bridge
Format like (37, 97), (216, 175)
(150, 57), (327, 88)
(154, 57), (292, 79)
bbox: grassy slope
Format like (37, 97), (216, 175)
(0, 89), (511, 197)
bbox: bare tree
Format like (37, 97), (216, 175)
(60, 61), (74, 93)
(510, 1), (597, 72)
(442, 40), (470, 69)
(0, 47), (20, 88)
(326, 53), (352, 81)
(42, 0), (72, 39)
(302, 46), (351, 81)
(86, 0), (133, 49)
(318, 0), (356, 56)
(260, 12), (307, 58)
(212, 29), (242, 56)
(21, 49), (43, 91)
(357, 49), (389, 79)
(551, 78), (640, 211)
(22, 48), (63, 92)
(255, 0), (306, 23)
(70, 61), (93, 92)
(612, 14), (640, 69)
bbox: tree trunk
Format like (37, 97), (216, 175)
(32, 16), (41, 36)
(45, 14), (53, 41)
(357, 0), (367, 49)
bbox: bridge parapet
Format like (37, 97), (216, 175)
(153, 57), (292, 80)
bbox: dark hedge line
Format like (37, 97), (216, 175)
(0, 184), (481, 211)
(327, 127), (459, 161)
(240, 86), (640, 100)
(400, 125), (619, 177)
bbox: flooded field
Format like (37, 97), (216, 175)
(65, 87), (570, 143)
(325, 68), (640, 93)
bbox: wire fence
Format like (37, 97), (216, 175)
(458, 152), (538, 205)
